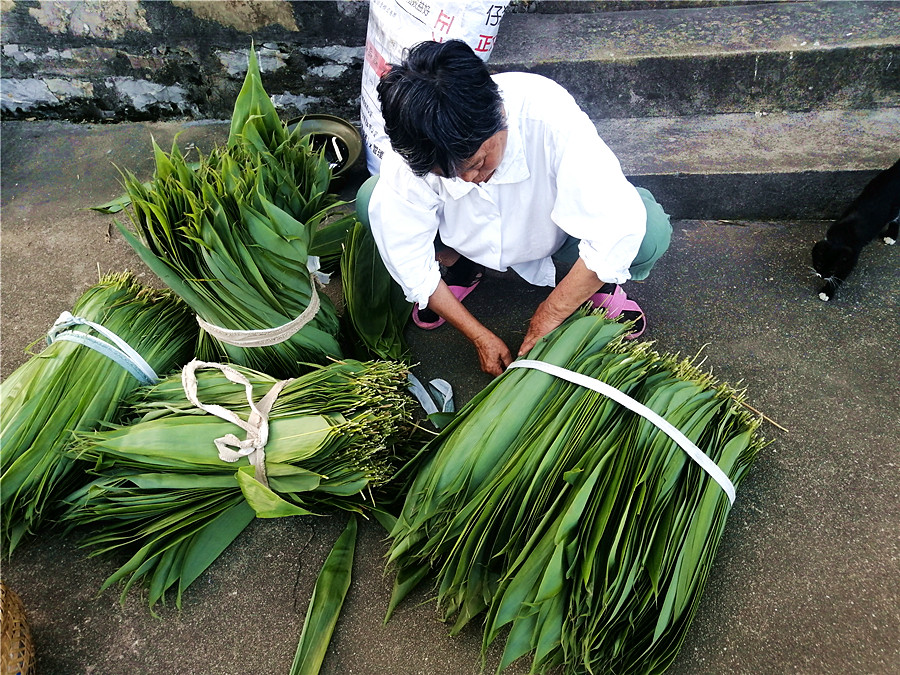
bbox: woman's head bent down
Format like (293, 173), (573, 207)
(377, 39), (507, 180)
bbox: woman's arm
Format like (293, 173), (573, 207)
(518, 257), (604, 356)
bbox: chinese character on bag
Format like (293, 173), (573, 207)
(485, 4), (504, 26)
(474, 34), (495, 52)
(432, 9), (455, 41)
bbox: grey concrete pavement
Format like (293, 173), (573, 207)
(1, 120), (898, 674)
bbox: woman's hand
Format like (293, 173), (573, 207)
(473, 330), (513, 376)
(518, 258), (606, 357)
(518, 301), (569, 357)
(425, 281), (512, 376)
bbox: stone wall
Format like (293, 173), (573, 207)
(0, 0), (370, 122)
(1, 1), (771, 123)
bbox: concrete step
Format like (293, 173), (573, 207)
(596, 107), (900, 219)
(490, 1), (900, 220)
(490, 1), (900, 118)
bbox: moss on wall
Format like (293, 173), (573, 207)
(172, 0), (298, 33)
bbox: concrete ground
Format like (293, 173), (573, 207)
(1, 120), (898, 675)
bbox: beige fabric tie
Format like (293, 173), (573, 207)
(181, 359), (293, 487)
(196, 273), (320, 348)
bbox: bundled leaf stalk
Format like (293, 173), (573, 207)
(63, 359), (426, 608)
(387, 315), (767, 675)
(340, 220), (413, 362)
(117, 47), (354, 378)
(0, 272), (197, 555)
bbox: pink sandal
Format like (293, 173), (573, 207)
(412, 277), (482, 330)
(588, 285), (646, 339)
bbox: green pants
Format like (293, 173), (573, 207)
(552, 187), (672, 281)
(356, 177), (671, 281)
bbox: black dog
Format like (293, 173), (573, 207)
(812, 158), (899, 301)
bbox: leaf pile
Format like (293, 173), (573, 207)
(0, 272), (197, 555)
(116, 48), (354, 378)
(62, 358), (426, 608)
(387, 315), (767, 674)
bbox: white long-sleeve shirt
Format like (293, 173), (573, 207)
(368, 72), (647, 308)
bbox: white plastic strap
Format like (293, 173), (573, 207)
(407, 373), (455, 416)
(507, 359), (736, 504)
(181, 359), (292, 487)
(46, 311), (158, 385)
(196, 271), (321, 348)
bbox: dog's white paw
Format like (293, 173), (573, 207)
(818, 292), (831, 302)
(883, 236), (896, 245)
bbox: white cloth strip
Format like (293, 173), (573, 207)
(507, 359), (736, 504)
(407, 373), (455, 416)
(196, 273), (320, 348)
(181, 360), (292, 488)
(47, 311), (158, 385)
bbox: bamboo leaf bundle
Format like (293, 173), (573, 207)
(0, 272), (198, 555)
(386, 315), (767, 674)
(62, 359), (425, 608)
(340, 220), (413, 362)
(116, 47), (352, 378)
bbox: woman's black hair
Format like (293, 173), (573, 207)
(377, 40), (506, 178)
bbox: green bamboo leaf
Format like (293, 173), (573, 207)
(290, 516), (357, 675)
(90, 189), (141, 213)
(100, 539), (156, 592)
(228, 46), (284, 150)
(147, 543), (181, 607)
(62, 348), (422, 609)
(0, 273), (197, 554)
(532, 594), (564, 669)
(267, 470), (322, 494)
(130, 473), (239, 490)
(114, 221), (208, 310)
(497, 611), (538, 673)
(101, 43), (349, 378)
(371, 508), (397, 535)
(340, 220), (412, 362)
(308, 216), (354, 259)
(236, 466), (317, 518)
(385, 564), (430, 624)
(152, 137), (175, 180)
(177, 499), (256, 603)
